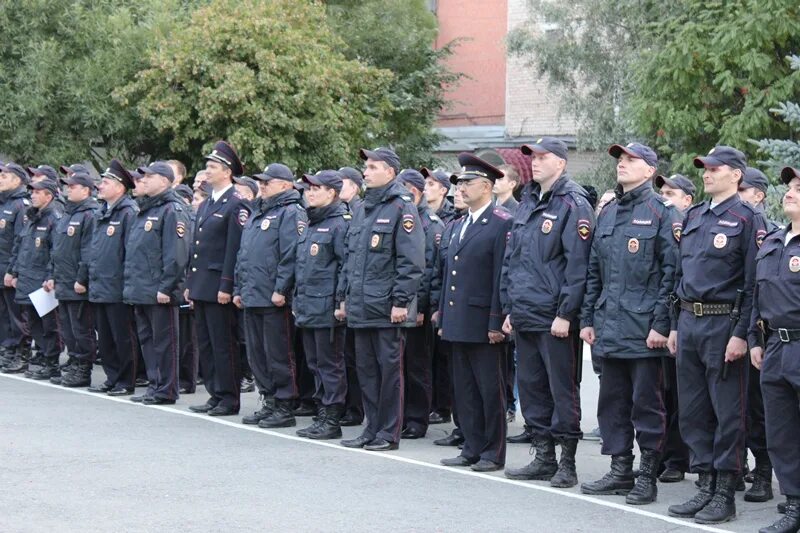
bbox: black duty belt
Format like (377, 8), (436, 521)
(768, 327), (800, 343)
(680, 300), (732, 317)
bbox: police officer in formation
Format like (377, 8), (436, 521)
(124, 162), (190, 405)
(0, 163), (32, 373)
(49, 172), (99, 387)
(502, 137), (594, 488)
(87, 160), (139, 396)
(580, 143), (680, 505)
(668, 146), (767, 524)
(293, 170), (350, 439)
(438, 153), (513, 472)
(235, 163), (306, 428)
(339, 147), (424, 451)
(186, 141), (249, 416)
(749, 166), (800, 533)
(9, 179), (62, 379)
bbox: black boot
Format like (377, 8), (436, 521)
(292, 400), (316, 417)
(507, 425), (534, 444)
(550, 438), (579, 488)
(1, 353), (27, 374)
(626, 449), (660, 505)
(745, 454), (774, 503)
(669, 471), (716, 518)
(242, 395), (275, 425)
(297, 406), (327, 438)
(504, 436), (558, 480)
(779, 500), (788, 514)
(258, 399), (296, 428)
(759, 496), (800, 533)
(62, 361), (92, 387)
(308, 404), (344, 440)
(29, 358), (60, 380)
(694, 470), (737, 524)
(581, 455), (634, 495)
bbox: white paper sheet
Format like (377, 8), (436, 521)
(28, 288), (59, 317)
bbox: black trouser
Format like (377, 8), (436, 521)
(21, 304), (61, 361)
(134, 305), (179, 401)
(746, 364), (768, 457)
(515, 330), (582, 440)
(194, 301), (240, 410)
(343, 327), (363, 420)
(243, 307), (296, 400)
(295, 330), (316, 404)
(178, 307), (198, 392)
(431, 336), (453, 417)
(354, 327), (405, 443)
(598, 356), (666, 456)
(504, 341), (517, 412)
(760, 337), (800, 496)
(94, 303), (138, 390)
(0, 287), (24, 349)
(451, 341), (507, 464)
(403, 321), (433, 434)
(301, 327), (347, 406)
(677, 311), (748, 473)
(661, 356), (689, 472)
(56, 300), (95, 363)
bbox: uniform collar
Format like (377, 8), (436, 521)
(709, 192), (739, 216)
(211, 183), (233, 202)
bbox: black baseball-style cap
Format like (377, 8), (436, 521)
(451, 153), (505, 185)
(0, 162), (31, 184)
(421, 167), (451, 191)
(608, 142), (658, 168)
(59, 163), (91, 176)
(693, 146), (747, 173)
(233, 176), (259, 196)
(359, 147), (401, 174)
(27, 165), (59, 181)
(781, 166), (800, 185)
(138, 161), (176, 183)
(740, 167), (769, 193)
(29, 179), (59, 195)
(521, 137), (569, 161)
(655, 174), (696, 196)
(338, 167), (364, 187)
(398, 169), (425, 193)
(254, 163), (294, 182)
(302, 170), (343, 193)
(64, 172), (96, 190)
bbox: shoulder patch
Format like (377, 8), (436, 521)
(176, 221), (186, 238)
(577, 219), (591, 241)
(429, 213), (441, 223)
(400, 195), (412, 202)
(756, 229), (767, 248)
(297, 220), (307, 235)
(402, 213), (415, 233)
(492, 207), (512, 220)
(672, 222), (682, 243)
(237, 208), (249, 227)
(343, 213), (352, 220)
(22, 198), (30, 206)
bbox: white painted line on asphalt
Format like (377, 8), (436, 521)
(1, 373), (729, 533)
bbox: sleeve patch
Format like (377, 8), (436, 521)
(756, 229), (766, 248)
(577, 219), (591, 241)
(237, 208), (249, 226)
(297, 220), (307, 235)
(402, 213), (415, 233)
(672, 222), (682, 243)
(176, 221), (186, 238)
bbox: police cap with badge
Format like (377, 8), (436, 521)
(420, 167), (451, 191)
(137, 161), (176, 183)
(27, 165), (59, 182)
(450, 153), (505, 184)
(655, 174), (696, 197)
(302, 170), (343, 193)
(254, 163), (295, 182)
(29, 178), (60, 196)
(64, 172), (96, 190)
(101, 159), (135, 190)
(338, 167), (364, 188)
(205, 140), (244, 177)
(398, 169), (426, 193)
(608, 142), (658, 167)
(740, 167), (769, 193)
(693, 146), (747, 174)
(521, 137), (569, 161)
(359, 147), (401, 174)
(233, 176), (259, 197)
(0, 162), (31, 184)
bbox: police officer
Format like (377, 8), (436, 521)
(186, 141), (249, 416)
(494, 164), (521, 215)
(579, 143), (680, 505)
(653, 173), (695, 483)
(397, 169), (444, 439)
(668, 146), (767, 524)
(292, 170), (350, 439)
(235, 163), (307, 428)
(124, 162), (190, 405)
(502, 137), (594, 488)
(738, 166), (777, 503)
(8, 179), (63, 379)
(0, 163), (32, 373)
(48, 172), (99, 387)
(337, 166), (366, 427)
(172, 184), (199, 394)
(422, 167), (457, 224)
(430, 186), (468, 444)
(748, 166), (800, 533)
(87, 160), (140, 395)
(339, 147), (425, 451)
(437, 153), (513, 472)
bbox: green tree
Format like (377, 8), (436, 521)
(326, 0), (461, 168)
(631, 0), (800, 172)
(0, 0), (183, 167)
(117, 0), (394, 174)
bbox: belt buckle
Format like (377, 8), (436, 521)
(693, 302), (704, 317)
(778, 328), (790, 343)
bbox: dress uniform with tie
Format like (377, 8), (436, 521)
(438, 153), (514, 472)
(186, 141), (250, 416)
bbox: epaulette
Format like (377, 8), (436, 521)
(343, 213), (352, 221)
(400, 194), (413, 202)
(296, 204), (306, 211)
(21, 198), (30, 206)
(232, 191), (244, 200)
(492, 207), (512, 220)
(428, 213), (441, 223)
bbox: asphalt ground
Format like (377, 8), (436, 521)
(0, 356), (785, 533)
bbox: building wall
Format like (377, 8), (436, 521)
(434, 0), (508, 127)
